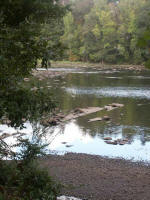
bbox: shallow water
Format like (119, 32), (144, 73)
(65, 87), (150, 99)
(2, 67), (150, 162)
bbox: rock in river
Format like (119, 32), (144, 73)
(104, 137), (112, 140)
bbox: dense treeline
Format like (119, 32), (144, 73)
(61, 0), (150, 64)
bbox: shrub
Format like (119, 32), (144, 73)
(0, 138), (61, 200)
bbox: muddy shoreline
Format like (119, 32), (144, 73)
(40, 153), (150, 200)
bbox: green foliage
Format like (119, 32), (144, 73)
(137, 27), (150, 68)
(0, 138), (60, 200)
(61, 0), (149, 64)
(0, 0), (67, 85)
(0, 1), (67, 199)
(0, 84), (56, 128)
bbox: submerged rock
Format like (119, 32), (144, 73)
(66, 145), (73, 148)
(105, 138), (130, 145)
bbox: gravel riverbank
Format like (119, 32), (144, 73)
(40, 153), (150, 200)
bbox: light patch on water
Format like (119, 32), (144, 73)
(65, 87), (150, 99)
(49, 122), (93, 149)
(70, 71), (121, 74)
(0, 123), (33, 156)
(106, 76), (123, 79)
(71, 71), (100, 74)
(45, 122), (150, 162)
(128, 76), (150, 79)
(1, 122), (150, 162)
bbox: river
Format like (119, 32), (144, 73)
(2, 67), (150, 162)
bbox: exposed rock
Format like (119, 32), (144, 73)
(88, 117), (102, 122)
(105, 140), (117, 145)
(62, 142), (67, 144)
(122, 138), (129, 142)
(41, 103), (124, 126)
(105, 138), (130, 145)
(32, 70), (66, 79)
(56, 113), (65, 119)
(64, 107), (104, 121)
(103, 116), (111, 121)
(31, 87), (38, 91)
(105, 103), (124, 111)
(41, 118), (58, 126)
(104, 137), (112, 140)
(24, 78), (30, 81)
(104, 105), (115, 111)
(110, 103), (124, 108)
(57, 196), (82, 200)
(74, 108), (84, 114)
(119, 141), (126, 145)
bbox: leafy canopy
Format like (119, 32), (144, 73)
(0, 0), (67, 85)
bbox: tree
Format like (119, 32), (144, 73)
(136, 0), (150, 67)
(0, 1), (67, 199)
(61, 0), (149, 65)
(0, 0), (67, 86)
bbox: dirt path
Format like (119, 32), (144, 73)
(40, 153), (150, 200)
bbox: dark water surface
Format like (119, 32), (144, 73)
(2, 68), (150, 161)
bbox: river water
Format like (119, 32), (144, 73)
(2, 67), (150, 162)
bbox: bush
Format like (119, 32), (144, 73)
(0, 138), (61, 200)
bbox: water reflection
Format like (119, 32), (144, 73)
(48, 122), (150, 161)
(2, 120), (150, 161)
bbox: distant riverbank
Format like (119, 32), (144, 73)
(51, 61), (146, 71)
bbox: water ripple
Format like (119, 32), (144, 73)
(65, 87), (150, 99)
